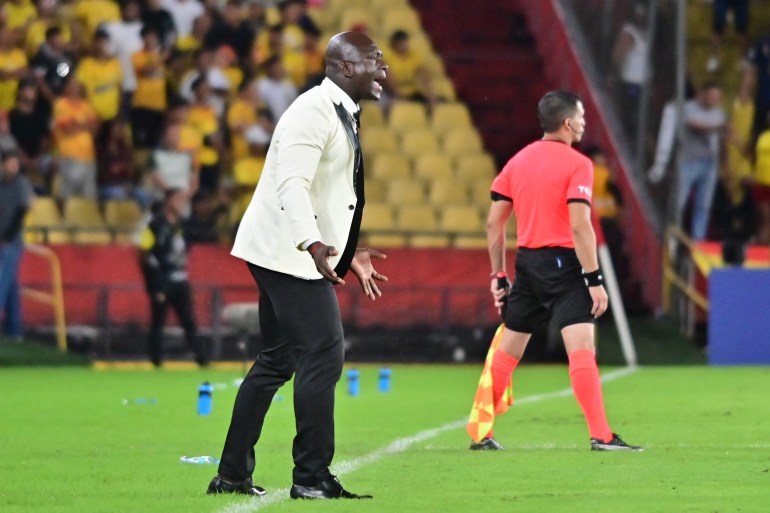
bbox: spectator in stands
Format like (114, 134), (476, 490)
(611, 2), (650, 138)
(678, 82), (727, 241)
(53, 76), (99, 201)
(0, 150), (33, 342)
(25, 0), (73, 58)
(744, 34), (770, 148)
(31, 26), (75, 114)
(244, 0), (268, 37)
(586, 145), (629, 286)
(212, 45), (242, 101)
(186, 76), (223, 192)
(183, 189), (229, 244)
(0, 113), (20, 161)
(713, 77), (757, 243)
(227, 77), (272, 163)
(204, 1), (256, 65)
(751, 112), (770, 244)
(150, 118), (197, 206)
(281, 0), (318, 51)
(131, 26), (167, 149)
(179, 48), (230, 116)
(383, 30), (435, 108)
(75, 29), (123, 123)
(2, 0), (37, 32)
(73, 0), (121, 42)
(142, 0), (178, 50)
(103, 0), (144, 117)
(96, 120), (149, 207)
(256, 55), (298, 122)
(232, 124), (269, 221)
(162, 0), (204, 43)
(708, 0), (750, 73)
(0, 27), (29, 112)
(9, 80), (51, 192)
(301, 25), (325, 92)
(138, 187), (209, 367)
(175, 10), (213, 53)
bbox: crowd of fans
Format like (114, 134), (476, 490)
(0, 0), (337, 243)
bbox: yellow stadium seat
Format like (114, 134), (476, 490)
(361, 202), (396, 232)
(428, 180), (467, 205)
(396, 204), (437, 232)
(370, 152), (411, 180)
(432, 77), (456, 101)
(63, 197), (112, 244)
(409, 234), (450, 248)
(361, 126), (398, 155)
(104, 199), (145, 244)
(453, 235), (489, 249)
(442, 127), (483, 158)
(24, 197), (70, 244)
(440, 205), (484, 233)
(385, 177), (426, 205)
(359, 101), (385, 127)
(468, 179), (493, 207)
(388, 101), (428, 132)
(456, 152), (497, 180)
(363, 233), (408, 247)
(399, 129), (439, 158)
(365, 177), (386, 203)
(431, 102), (472, 134)
(413, 153), (453, 180)
(370, 0), (410, 13)
(381, 7), (422, 38)
(423, 52), (446, 78)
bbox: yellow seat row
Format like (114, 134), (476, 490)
(24, 197), (144, 245)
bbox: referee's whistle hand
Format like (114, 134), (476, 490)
(589, 285), (609, 318)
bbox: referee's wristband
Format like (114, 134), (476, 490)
(583, 269), (604, 287)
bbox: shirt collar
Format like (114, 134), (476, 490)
(321, 77), (359, 116)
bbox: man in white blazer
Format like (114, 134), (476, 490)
(208, 32), (388, 500)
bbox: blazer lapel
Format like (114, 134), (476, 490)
(333, 102), (359, 151)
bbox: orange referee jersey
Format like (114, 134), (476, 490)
(491, 140), (594, 248)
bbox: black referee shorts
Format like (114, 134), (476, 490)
(504, 246), (595, 333)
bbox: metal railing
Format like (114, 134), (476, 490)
(20, 244), (67, 351)
(661, 225), (709, 314)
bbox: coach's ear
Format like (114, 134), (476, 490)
(339, 60), (355, 78)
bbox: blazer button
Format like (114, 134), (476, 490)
(348, 205), (354, 210)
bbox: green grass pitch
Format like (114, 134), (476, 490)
(1, 363), (769, 513)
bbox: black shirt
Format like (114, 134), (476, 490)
(9, 107), (50, 158)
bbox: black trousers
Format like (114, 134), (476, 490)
(147, 281), (205, 365)
(217, 263), (345, 486)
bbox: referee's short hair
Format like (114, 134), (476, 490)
(538, 91), (582, 133)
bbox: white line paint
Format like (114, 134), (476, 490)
(216, 366), (638, 513)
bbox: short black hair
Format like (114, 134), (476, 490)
(140, 25), (159, 39)
(45, 26), (62, 40)
(390, 30), (409, 44)
(537, 90), (582, 133)
(0, 150), (19, 163)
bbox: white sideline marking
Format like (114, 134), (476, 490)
(215, 366), (638, 513)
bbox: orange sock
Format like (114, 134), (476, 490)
(568, 349), (612, 442)
(492, 350), (519, 406)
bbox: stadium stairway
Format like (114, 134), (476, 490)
(410, 0), (544, 164)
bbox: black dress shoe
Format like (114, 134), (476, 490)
(289, 476), (372, 500)
(207, 475), (266, 496)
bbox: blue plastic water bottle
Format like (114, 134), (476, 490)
(346, 369), (360, 397)
(378, 368), (391, 393)
(198, 381), (213, 415)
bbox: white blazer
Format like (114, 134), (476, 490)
(231, 78), (359, 280)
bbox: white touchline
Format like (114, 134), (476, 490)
(215, 365), (639, 513)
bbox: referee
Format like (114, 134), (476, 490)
(477, 91), (642, 452)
